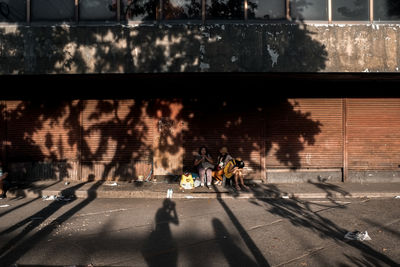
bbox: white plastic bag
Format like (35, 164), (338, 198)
(344, 231), (371, 241)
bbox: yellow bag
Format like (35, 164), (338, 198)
(180, 173), (194, 190)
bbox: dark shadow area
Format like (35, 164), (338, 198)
(212, 218), (258, 267)
(141, 198), (179, 267)
(0, 178), (104, 266)
(1, 73), (400, 100)
(307, 177), (352, 204)
(249, 183), (399, 266)
(374, 0), (400, 20)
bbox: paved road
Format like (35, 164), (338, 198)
(0, 196), (399, 267)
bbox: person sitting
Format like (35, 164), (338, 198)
(194, 146), (214, 188)
(0, 161), (10, 199)
(212, 146), (233, 186)
(223, 157), (249, 191)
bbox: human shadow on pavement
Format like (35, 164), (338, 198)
(250, 184), (398, 266)
(0, 178), (104, 266)
(212, 218), (258, 267)
(141, 198), (179, 267)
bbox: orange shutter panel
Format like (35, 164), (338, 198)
(347, 98), (400, 170)
(265, 98), (343, 169)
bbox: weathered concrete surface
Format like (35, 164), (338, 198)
(1, 23), (400, 74)
(0, 197), (399, 266)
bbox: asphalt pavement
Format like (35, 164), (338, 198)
(0, 184), (399, 267)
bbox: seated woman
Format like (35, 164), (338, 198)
(212, 146), (233, 186)
(223, 157), (249, 191)
(194, 146), (214, 188)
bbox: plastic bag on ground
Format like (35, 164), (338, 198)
(345, 230), (371, 241)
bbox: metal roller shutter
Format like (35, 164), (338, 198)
(81, 99), (154, 180)
(265, 98), (343, 169)
(5, 100), (80, 180)
(347, 98), (400, 170)
(182, 98), (262, 179)
(5, 100), (80, 161)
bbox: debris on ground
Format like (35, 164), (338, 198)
(105, 182), (118, 186)
(42, 195), (74, 201)
(0, 204), (10, 208)
(167, 188), (173, 198)
(344, 230), (371, 241)
(42, 195), (57, 201)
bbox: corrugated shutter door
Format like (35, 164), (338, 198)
(5, 100), (79, 161)
(347, 98), (400, 170)
(4, 100), (80, 180)
(81, 99), (154, 180)
(265, 98), (343, 169)
(182, 100), (262, 178)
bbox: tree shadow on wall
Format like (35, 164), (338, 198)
(177, 97), (322, 176)
(0, 96), (323, 186)
(0, 99), (160, 187)
(0, 0), (328, 74)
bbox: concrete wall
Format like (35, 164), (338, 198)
(1, 23), (400, 74)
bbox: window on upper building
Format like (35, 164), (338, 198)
(163, 0), (202, 20)
(79, 0), (117, 21)
(31, 0), (75, 22)
(124, 0), (158, 21)
(247, 0), (285, 20)
(374, 0), (400, 21)
(290, 0), (328, 21)
(332, 0), (369, 21)
(206, 0), (244, 20)
(0, 0), (26, 22)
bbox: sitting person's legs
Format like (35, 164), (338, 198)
(0, 180), (9, 198)
(206, 168), (212, 187)
(198, 167), (206, 186)
(233, 169), (249, 190)
(212, 170), (224, 185)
